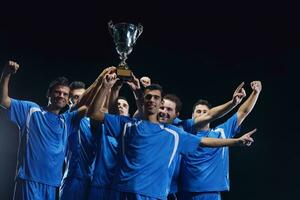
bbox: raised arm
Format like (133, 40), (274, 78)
(200, 128), (256, 147)
(0, 61), (19, 108)
(237, 81), (262, 126)
(71, 66), (116, 111)
(126, 73), (144, 116)
(132, 76), (151, 118)
(87, 69), (118, 122)
(108, 80), (123, 114)
(194, 82), (246, 128)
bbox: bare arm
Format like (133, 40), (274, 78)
(132, 76), (151, 118)
(126, 73), (144, 116)
(237, 81), (262, 126)
(194, 82), (246, 128)
(71, 66), (116, 111)
(108, 80), (123, 114)
(0, 61), (19, 108)
(200, 128), (256, 147)
(87, 70), (118, 122)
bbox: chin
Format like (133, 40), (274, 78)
(56, 103), (67, 109)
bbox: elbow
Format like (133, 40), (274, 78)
(0, 96), (10, 109)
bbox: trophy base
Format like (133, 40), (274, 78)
(117, 68), (132, 81)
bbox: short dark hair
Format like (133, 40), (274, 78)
(69, 81), (86, 90)
(47, 77), (70, 97)
(192, 99), (212, 112)
(144, 84), (164, 97)
(163, 94), (182, 113)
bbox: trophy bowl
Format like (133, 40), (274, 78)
(108, 20), (143, 80)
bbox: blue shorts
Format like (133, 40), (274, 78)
(13, 178), (56, 200)
(178, 191), (221, 200)
(111, 191), (161, 200)
(88, 186), (116, 200)
(59, 177), (91, 200)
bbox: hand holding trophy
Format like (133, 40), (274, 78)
(108, 20), (143, 80)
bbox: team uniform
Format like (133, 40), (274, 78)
(103, 113), (201, 200)
(167, 117), (184, 199)
(88, 123), (120, 200)
(179, 114), (241, 200)
(59, 117), (97, 200)
(7, 99), (79, 200)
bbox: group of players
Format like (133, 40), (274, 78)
(0, 60), (262, 200)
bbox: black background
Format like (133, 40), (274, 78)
(0, 1), (298, 199)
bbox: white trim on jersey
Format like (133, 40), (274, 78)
(163, 127), (179, 168)
(122, 123), (128, 155)
(214, 127), (226, 159)
(26, 107), (41, 130)
(25, 107), (41, 143)
(122, 121), (143, 155)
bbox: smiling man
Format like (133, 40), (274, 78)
(86, 73), (255, 200)
(0, 61), (87, 200)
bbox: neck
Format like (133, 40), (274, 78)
(47, 104), (61, 115)
(196, 124), (210, 132)
(143, 112), (159, 124)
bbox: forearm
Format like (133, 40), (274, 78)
(195, 99), (237, 126)
(71, 79), (102, 111)
(237, 91), (260, 124)
(133, 89), (144, 114)
(0, 72), (11, 108)
(200, 137), (239, 147)
(238, 91), (259, 115)
(108, 87), (120, 114)
(208, 99), (237, 119)
(87, 84), (110, 121)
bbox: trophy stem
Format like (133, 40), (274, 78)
(119, 53), (128, 69)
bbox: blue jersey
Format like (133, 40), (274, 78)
(168, 153), (181, 194)
(167, 117), (184, 194)
(63, 117), (97, 180)
(103, 113), (201, 199)
(180, 114), (240, 192)
(91, 122), (119, 188)
(7, 99), (79, 186)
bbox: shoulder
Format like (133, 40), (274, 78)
(164, 124), (187, 135)
(11, 98), (39, 108)
(104, 113), (135, 123)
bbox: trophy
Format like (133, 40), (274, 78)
(108, 20), (143, 80)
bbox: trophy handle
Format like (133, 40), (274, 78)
(108, 20), (114, 36)
(137, 23), (143, 39)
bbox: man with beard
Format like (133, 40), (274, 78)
(59, 80), (97, 200)
(86, 72), (255, 200)
(0, 61), (87, 200)
(157, 85), (252, 200)
(179, 81), (262, 200)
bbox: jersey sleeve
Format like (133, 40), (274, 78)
(64, 110), (80, 137)
(103, 113), (130, 138)
(180, 118), (196, 134)
(216, 113), (240, 138)
(172, 125), (201, 154)
(8, 98), (39, 129)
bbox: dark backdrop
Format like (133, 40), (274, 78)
(0, 1), (298, 199)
